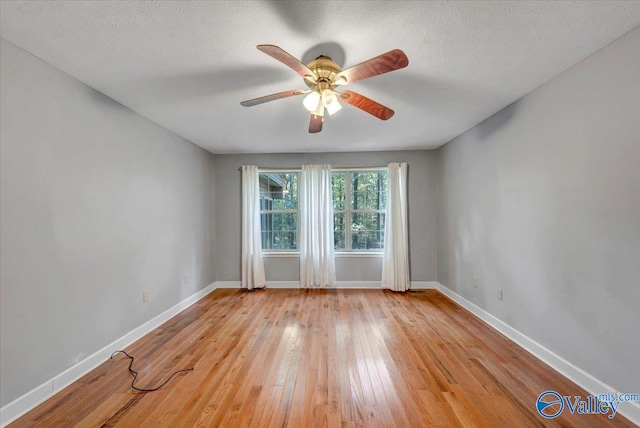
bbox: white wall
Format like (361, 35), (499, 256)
(0, 39), (216, 406)
(214, 151), (438, 282)
(436, 27), (640, 393)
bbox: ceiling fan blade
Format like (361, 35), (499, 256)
(240, 89), (306, 107)
(336, 49), (408, 85)
(257, 45), (314, 78)
(309, 113), (323, 133)
(339, 90), (395, 120)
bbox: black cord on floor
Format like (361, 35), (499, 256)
(110, 350), (193, 392)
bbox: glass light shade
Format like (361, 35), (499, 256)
(312, 102), (325, 117)
(322, 89), (342, 115)
(325, 99), (342, 115)
(303, 91), (321, 112)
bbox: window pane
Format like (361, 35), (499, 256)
(351, 213), (385, 250)
(261, 213), (297, 250)
(259, 173), (297, 210)
(332, 172), (346, 211)
(259, 196), (272, 211)
(334, 212), (346, 250)
(351, 172), (387, 211)
(257, 169), (390, 252)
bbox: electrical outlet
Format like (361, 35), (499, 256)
(183, 274), (189, 285)
(497, 289), (503, 301)
(143, 291), (150, 303)
(472, 277), (478, 288)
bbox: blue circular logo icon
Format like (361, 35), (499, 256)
(537, 390), (564, 419)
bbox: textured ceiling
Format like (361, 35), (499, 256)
(1, 1), (639, 154)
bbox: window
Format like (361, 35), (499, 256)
(259, 172), (297, 250)
(332, 170), (387, 251)
(258, 168), (387, 252)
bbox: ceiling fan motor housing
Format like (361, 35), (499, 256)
(306, 55), (342, 89)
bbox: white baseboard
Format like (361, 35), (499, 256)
(433, 282), (640, 426)
(214, 280), (242, 288)
(410, 281), (438, 289)
(267, 281), (435, 289)
(0, 282), (217, 427)
(267, 281), (299, 288)
(233, 280), (437, 289)
(336, 281), (380, 288)
(210, 281), (303, 289)
(266, 281), (382, 289)
(223, 280), (383, 289)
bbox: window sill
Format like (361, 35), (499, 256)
(336, 252), (383, 257)
(263, 252), (383, 258)
(262, 252), (299, 258)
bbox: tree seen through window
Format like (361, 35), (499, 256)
(259, 169), (387, 251)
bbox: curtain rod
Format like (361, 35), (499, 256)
(238, 164), (390, 171)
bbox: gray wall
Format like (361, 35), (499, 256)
(435, 27), (640, 392)
(0, 40), (216, 406)
(214, 151), (437, 282)
(4, 21), (636, 411)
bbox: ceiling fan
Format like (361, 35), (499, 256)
(240, 45), (409, 133)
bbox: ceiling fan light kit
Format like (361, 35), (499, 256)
(241, 45), (409, 133)
(302, 90), (321, 112)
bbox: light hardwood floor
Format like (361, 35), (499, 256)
(9, 289), (635, 427)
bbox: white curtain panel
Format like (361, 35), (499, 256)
(382, 162), (411, 292)
(241, 165), (266, 290)
(299, 164), (336, 288)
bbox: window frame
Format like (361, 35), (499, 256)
(333, 167), (388, 253)
(258, 170), (299, 253)
(257, 166), (388, 255)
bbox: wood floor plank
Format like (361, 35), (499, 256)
(8, 289), (636, 428)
